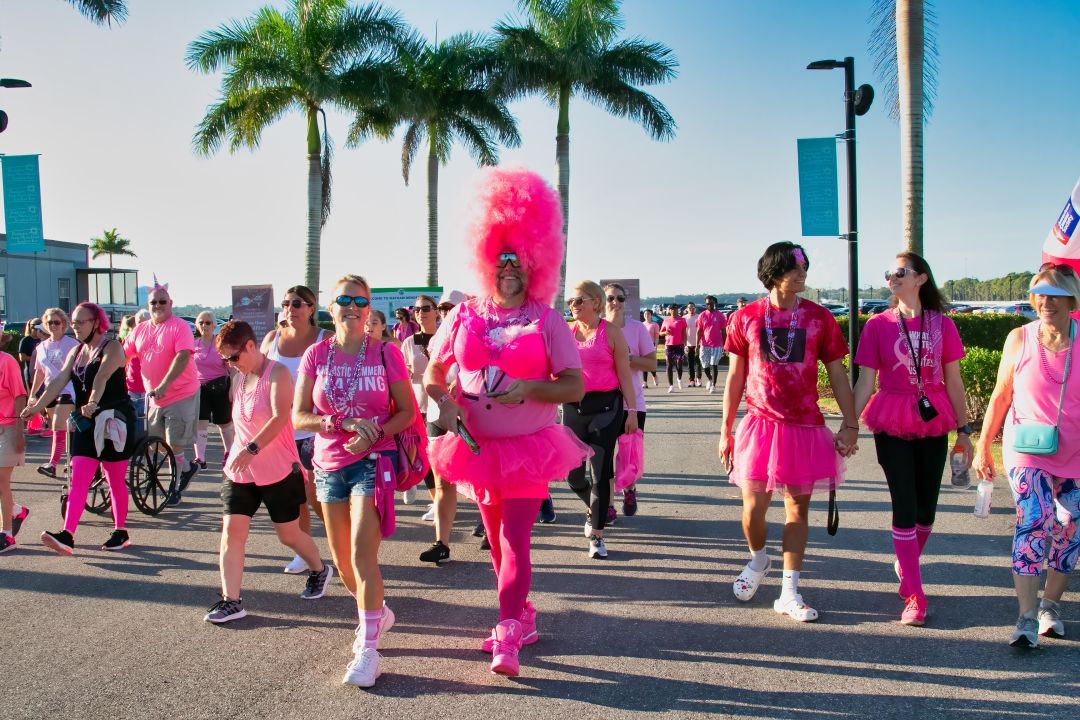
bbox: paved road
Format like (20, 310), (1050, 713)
(2, 378), (1077, 720)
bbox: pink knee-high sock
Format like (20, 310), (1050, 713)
(358, 608), (385, 650)
(49, 430), (67, 466)
(892, 526), (923, 599)
(915, 523), (933, 554)
(63, 456), (98, 534)
(102, 460), (129, 529)
(493, 498), (542, 623)
(478, 501), (505, 578)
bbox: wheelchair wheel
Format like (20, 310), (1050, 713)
(129, 435), (176, 516)
(85, 469), (112, 515)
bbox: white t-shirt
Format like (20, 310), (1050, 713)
(685, 312), (699, 347)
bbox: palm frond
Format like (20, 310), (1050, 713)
(319, 108), (333, 226)
(192, 87), (299, 156)
(868, 0), (939, 122)
(598, 37), (679, 86)
(449, 117), (499, 167)
(66, 0), (127, 26)
(400, 121), (425, 185)
(579, 77), (676, 141)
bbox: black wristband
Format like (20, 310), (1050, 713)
(957, 423), (974, 435)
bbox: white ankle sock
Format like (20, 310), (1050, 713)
(749, 547), (768, 572)
(11, 504), (22, 515)
(781, 570), (800, 597)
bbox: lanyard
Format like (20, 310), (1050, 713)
(897, 310), (927, 389)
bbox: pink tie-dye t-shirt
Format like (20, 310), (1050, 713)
(725, 298), (849, 426)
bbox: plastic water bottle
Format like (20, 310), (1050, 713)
(974, 480), (994, 518)
(950, 444), (970, 487)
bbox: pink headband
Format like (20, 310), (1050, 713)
(793, 248), (807, 266)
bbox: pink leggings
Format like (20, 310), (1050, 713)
(477, 497), (542, 622)
(64, 456), (129, 535)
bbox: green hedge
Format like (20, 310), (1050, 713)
(833, 313), (1024, 352)
(959, 347), (1002, 423)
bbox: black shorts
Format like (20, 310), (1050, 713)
(199, 378), (232, 425)
(221, 469), (305, 523)
(47, 393), (74, 410)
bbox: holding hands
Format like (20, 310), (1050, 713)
(834, 425), (859, 457)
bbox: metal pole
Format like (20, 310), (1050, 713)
(843, 57), (859, 384)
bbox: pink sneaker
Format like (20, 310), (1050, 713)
(490, 619), (522, 676)
(483, 602), (537, 652)
(900, 594), (926, 626)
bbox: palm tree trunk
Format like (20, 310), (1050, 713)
(427, 133), (439, 287)
(897, 0), (924, 255)
(555, 83), (571, 310)
(305, 108), (323, 292)
(108, 253), (114, 304)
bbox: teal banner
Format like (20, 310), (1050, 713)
(2, 154), (45, 252)
(797, 138), (839, 237)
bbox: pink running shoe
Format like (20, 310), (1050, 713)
(490, 619), (522, 676)
(483, 601), (538, 652)
(900, 594), (926, 626)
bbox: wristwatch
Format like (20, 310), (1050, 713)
(246, 441), (260, 455)
(957, 423), (974, 435)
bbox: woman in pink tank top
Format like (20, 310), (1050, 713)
(975, 265), (1080, 648)
(563, 280), (639, 559)
(202, 320), (333, 626)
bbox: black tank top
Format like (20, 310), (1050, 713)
(71, 340), (129, 410)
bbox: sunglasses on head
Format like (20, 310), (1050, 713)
(497, 252), (521, 268)
(413, 304), (435, 313)
(149, 299), (168, 306)
(334, 295), (370, 308)
(885, 267), (913, 281)
(220, 350), (242, 363)
(606, 294), (626, 304)
(1040, 262), (1076, 277)
(281, 299), (311, 309)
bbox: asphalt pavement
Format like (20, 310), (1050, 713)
(2, 374), (1077, 720)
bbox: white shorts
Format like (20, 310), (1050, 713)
(700, 345), (725, 366)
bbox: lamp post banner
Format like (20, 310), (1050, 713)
(1041, 175), (1080, 271)
(1, 154), (45, 253)
(797, 138), (840, 237)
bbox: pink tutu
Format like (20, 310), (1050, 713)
(430, 424), (592, 505)
(730, 413), (844, 495)
(862, 386), (956, 440)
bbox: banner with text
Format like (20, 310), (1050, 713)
(797, 138), (840, 237)
(2, 154), (45, 253)
(232, 284), (275, 339)
(372, 287), (443, 328)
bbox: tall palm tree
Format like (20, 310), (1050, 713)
(65, 0), (127, 25)
(350, 33), (520, 286)
(186, 0), (407, 292)
(89, 228), (136, 304)
(869, 0), (939, 256)
(494, 0), (677, 306)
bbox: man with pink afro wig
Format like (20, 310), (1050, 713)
(424, 167), (590, 677)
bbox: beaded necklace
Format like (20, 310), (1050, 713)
(763, 297), (800, 362)
(72, 335), (105, 388)
(1037, 321), (1071, 385)
(238, 358), (268, 423)
(322, 334), (370, 416)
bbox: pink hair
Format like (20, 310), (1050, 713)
(470, 168), (564, 305)
(75, 302), (111, 334)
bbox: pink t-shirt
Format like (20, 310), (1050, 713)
(661, 316), (687, 346)
(193, 337), (229, 383)
(431, 299), (581, 439)
(34, 335), (79, 399)
(854, 311), (964, 393)
(725, 298), (849, 426)
(298, 338), (408, 471)
(644, 321), (660, 346)
(621, 318), (654, 412)
(125, 316), (199, 408)
(0, 353), (27, 425)
(696, 309), (728, 347)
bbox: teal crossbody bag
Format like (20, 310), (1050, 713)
(1012, 321), (1074, 456)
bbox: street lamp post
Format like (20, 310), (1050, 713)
(807, 57), (872, 384)
(0, 78), (32, 134)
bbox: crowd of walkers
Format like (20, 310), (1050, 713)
(0, 170), (1077, 687)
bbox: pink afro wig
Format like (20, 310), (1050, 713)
(470, 168), (564, 305)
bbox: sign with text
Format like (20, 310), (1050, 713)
(232, 284), (275, 339)
(797, 138), (840, 237)
(2, 154), (45, 253)
(599, 278), (641, 320)
(371, 287), (442, 328)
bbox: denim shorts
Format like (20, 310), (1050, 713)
(314, 451), (397, 503)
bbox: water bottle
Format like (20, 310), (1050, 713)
(950, 444), (970, 487)
(974, 480), (994, 518)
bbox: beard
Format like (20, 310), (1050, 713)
(496, 274), (524, 300)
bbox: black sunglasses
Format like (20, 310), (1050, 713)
(606, 295), (626, 303)
(884, 267), (912, 281)
(198, 320), (214, 326)
(334, 295), (370, 308)
(281, 299), (311, 309)
(149, 300), (168, 306)
(1040, 262), (1076, 277)
(413, 305), (435, 313)
(220, 351), (242, 363)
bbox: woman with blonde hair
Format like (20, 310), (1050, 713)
(30, 308), (79, 477)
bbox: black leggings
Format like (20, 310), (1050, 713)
(874, 432), (948, 528)
(642, 370), (657, 383)
(665, 344), (685, 385)
(562, 404), (623, 532)
(686, 346), (700, 382)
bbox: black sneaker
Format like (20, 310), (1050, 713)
(101, 529), (130, 551)
(37, 464), (57, 478)
(204, 597), (246, 623)
(538, 497), (557, 523)
(41, 529), (75, 556)
(419, 541), (450, 565)
(472, 522), (486, 537)
(178, 463), (198, 492)
(300, 564), (334, 600)
(0, 533), (15, 554)
(480, 535), (490, 551)
(167, 490), (182, 506)
(11, 506), (29, 537)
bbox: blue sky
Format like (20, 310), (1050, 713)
(1, 0), (1078, 306)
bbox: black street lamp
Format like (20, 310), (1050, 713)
(0, 78), (32, 134)
(807, 57), (873, 383)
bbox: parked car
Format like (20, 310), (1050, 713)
(995, 302), (1036, 319)
(947, 304), (975, 313)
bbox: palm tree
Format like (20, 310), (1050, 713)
(494, 0), (677, 306)
(65, 0), (127, 25)
(869, 0), (939, 256)
(186, 0), (407, 292)
(350, 33), (520, 286)
(89, 228), (136, 304)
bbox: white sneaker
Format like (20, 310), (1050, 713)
(351, 604), (396, 654)
(342, 647), (382, 687)
(708, 383), (716, 394)
(1038, 600), (1065, 638)
(677, 379), (683, 391)
(421, 504), (436, 522)
(667, 386), (675, 394)
(402, 487), (417, 505)
(588, 535), (608, 559)
(640, 381), (647, 389)
(283, 554), (309, 574)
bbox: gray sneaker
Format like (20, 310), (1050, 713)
(204, 597), (246, 624)
(301, 563), (334, 600)
(1009, 613), (1040, 648)
(588, 535), (608, 559)
(1038, 600), (1065, 638)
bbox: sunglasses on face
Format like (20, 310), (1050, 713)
(334, 295), (370, 308)
(220, 350), (242, 363)
(47, 320), (63, 326)
(566, 297), (587, 306)
(149, 300), (168, 306)
(606, 295), (626, 304)
(497, 252), (521, 268)
(198, 321), (214, 326)
(1040, 262), (1076, 277)
(413, 305), (434, 313)
(281, 299), (311, 309)
(885, 267), (913, 281)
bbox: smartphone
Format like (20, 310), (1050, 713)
(456, 418), (481, 455)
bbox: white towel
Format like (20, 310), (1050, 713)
(92, 409), (129, 455)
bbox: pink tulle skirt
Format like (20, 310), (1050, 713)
(862, 386), (956, 440)
(430, 424), (592, 505)
(730, 413), (844, 495)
